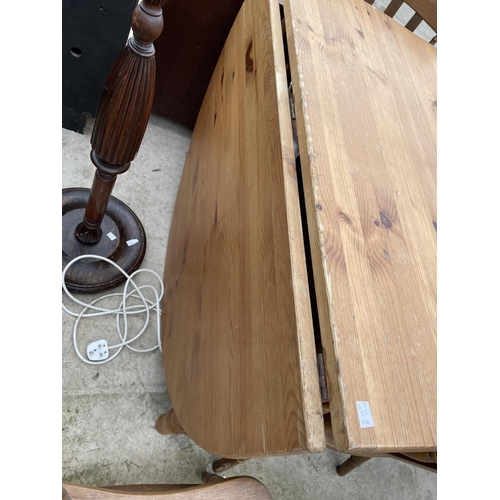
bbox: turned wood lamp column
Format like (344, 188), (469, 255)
(62, 0), (166, 293)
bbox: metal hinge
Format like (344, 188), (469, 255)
(317, 352), (329, 402)
(289, 82), (296, 120)
(288, 83), (300, 159)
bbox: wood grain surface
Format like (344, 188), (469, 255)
(284, 0), (437, 453)
(63, 477), (273, 499)
(161, 0), (324, 458)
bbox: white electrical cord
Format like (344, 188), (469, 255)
(62, 255), (164, 365)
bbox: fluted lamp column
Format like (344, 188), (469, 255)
(62, 0), (166, 293)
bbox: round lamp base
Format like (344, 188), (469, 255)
(62, 188), (147, 294)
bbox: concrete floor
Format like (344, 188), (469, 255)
(62, 111), (437, 499)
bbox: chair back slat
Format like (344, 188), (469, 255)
(405, 0), (437, 32)
(384, 0), (404, 18)
(405, 12), (423, 32)
(364, 0), (437, 43)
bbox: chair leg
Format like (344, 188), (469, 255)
(155, 409), (186, 435)
(202, 472), (225, 483)
(336, 455), (372, 476)
(212, 457), (249, 473)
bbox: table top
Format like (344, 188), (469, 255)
(162, 0), (325, 458)
(162, 0), (436, 458)
(285, 0), (437, 452)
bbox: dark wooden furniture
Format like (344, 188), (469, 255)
(62, 0), (166, 293)
(152, 0), (245, 129)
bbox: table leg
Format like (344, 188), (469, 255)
(336, 455), (372, 476)
(202, 473), (225, 483)
(212, 458), (249, 473)
(155, 409), (186, 435)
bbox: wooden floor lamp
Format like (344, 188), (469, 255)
(62, 0), (165, 293)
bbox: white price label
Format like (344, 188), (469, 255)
(356, 401), (375, 428)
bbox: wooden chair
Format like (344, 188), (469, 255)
(63, 473), (273, 499)
(364, 0), (437, 44)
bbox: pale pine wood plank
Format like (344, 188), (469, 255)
(284, 0), (436, 453)
(161, 0), (324, 458)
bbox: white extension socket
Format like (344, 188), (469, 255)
(87, 339), (109, 361)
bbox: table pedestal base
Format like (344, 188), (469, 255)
(62, 188), (146, 293)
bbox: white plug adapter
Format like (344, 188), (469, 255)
(87, 340), (109, 361)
